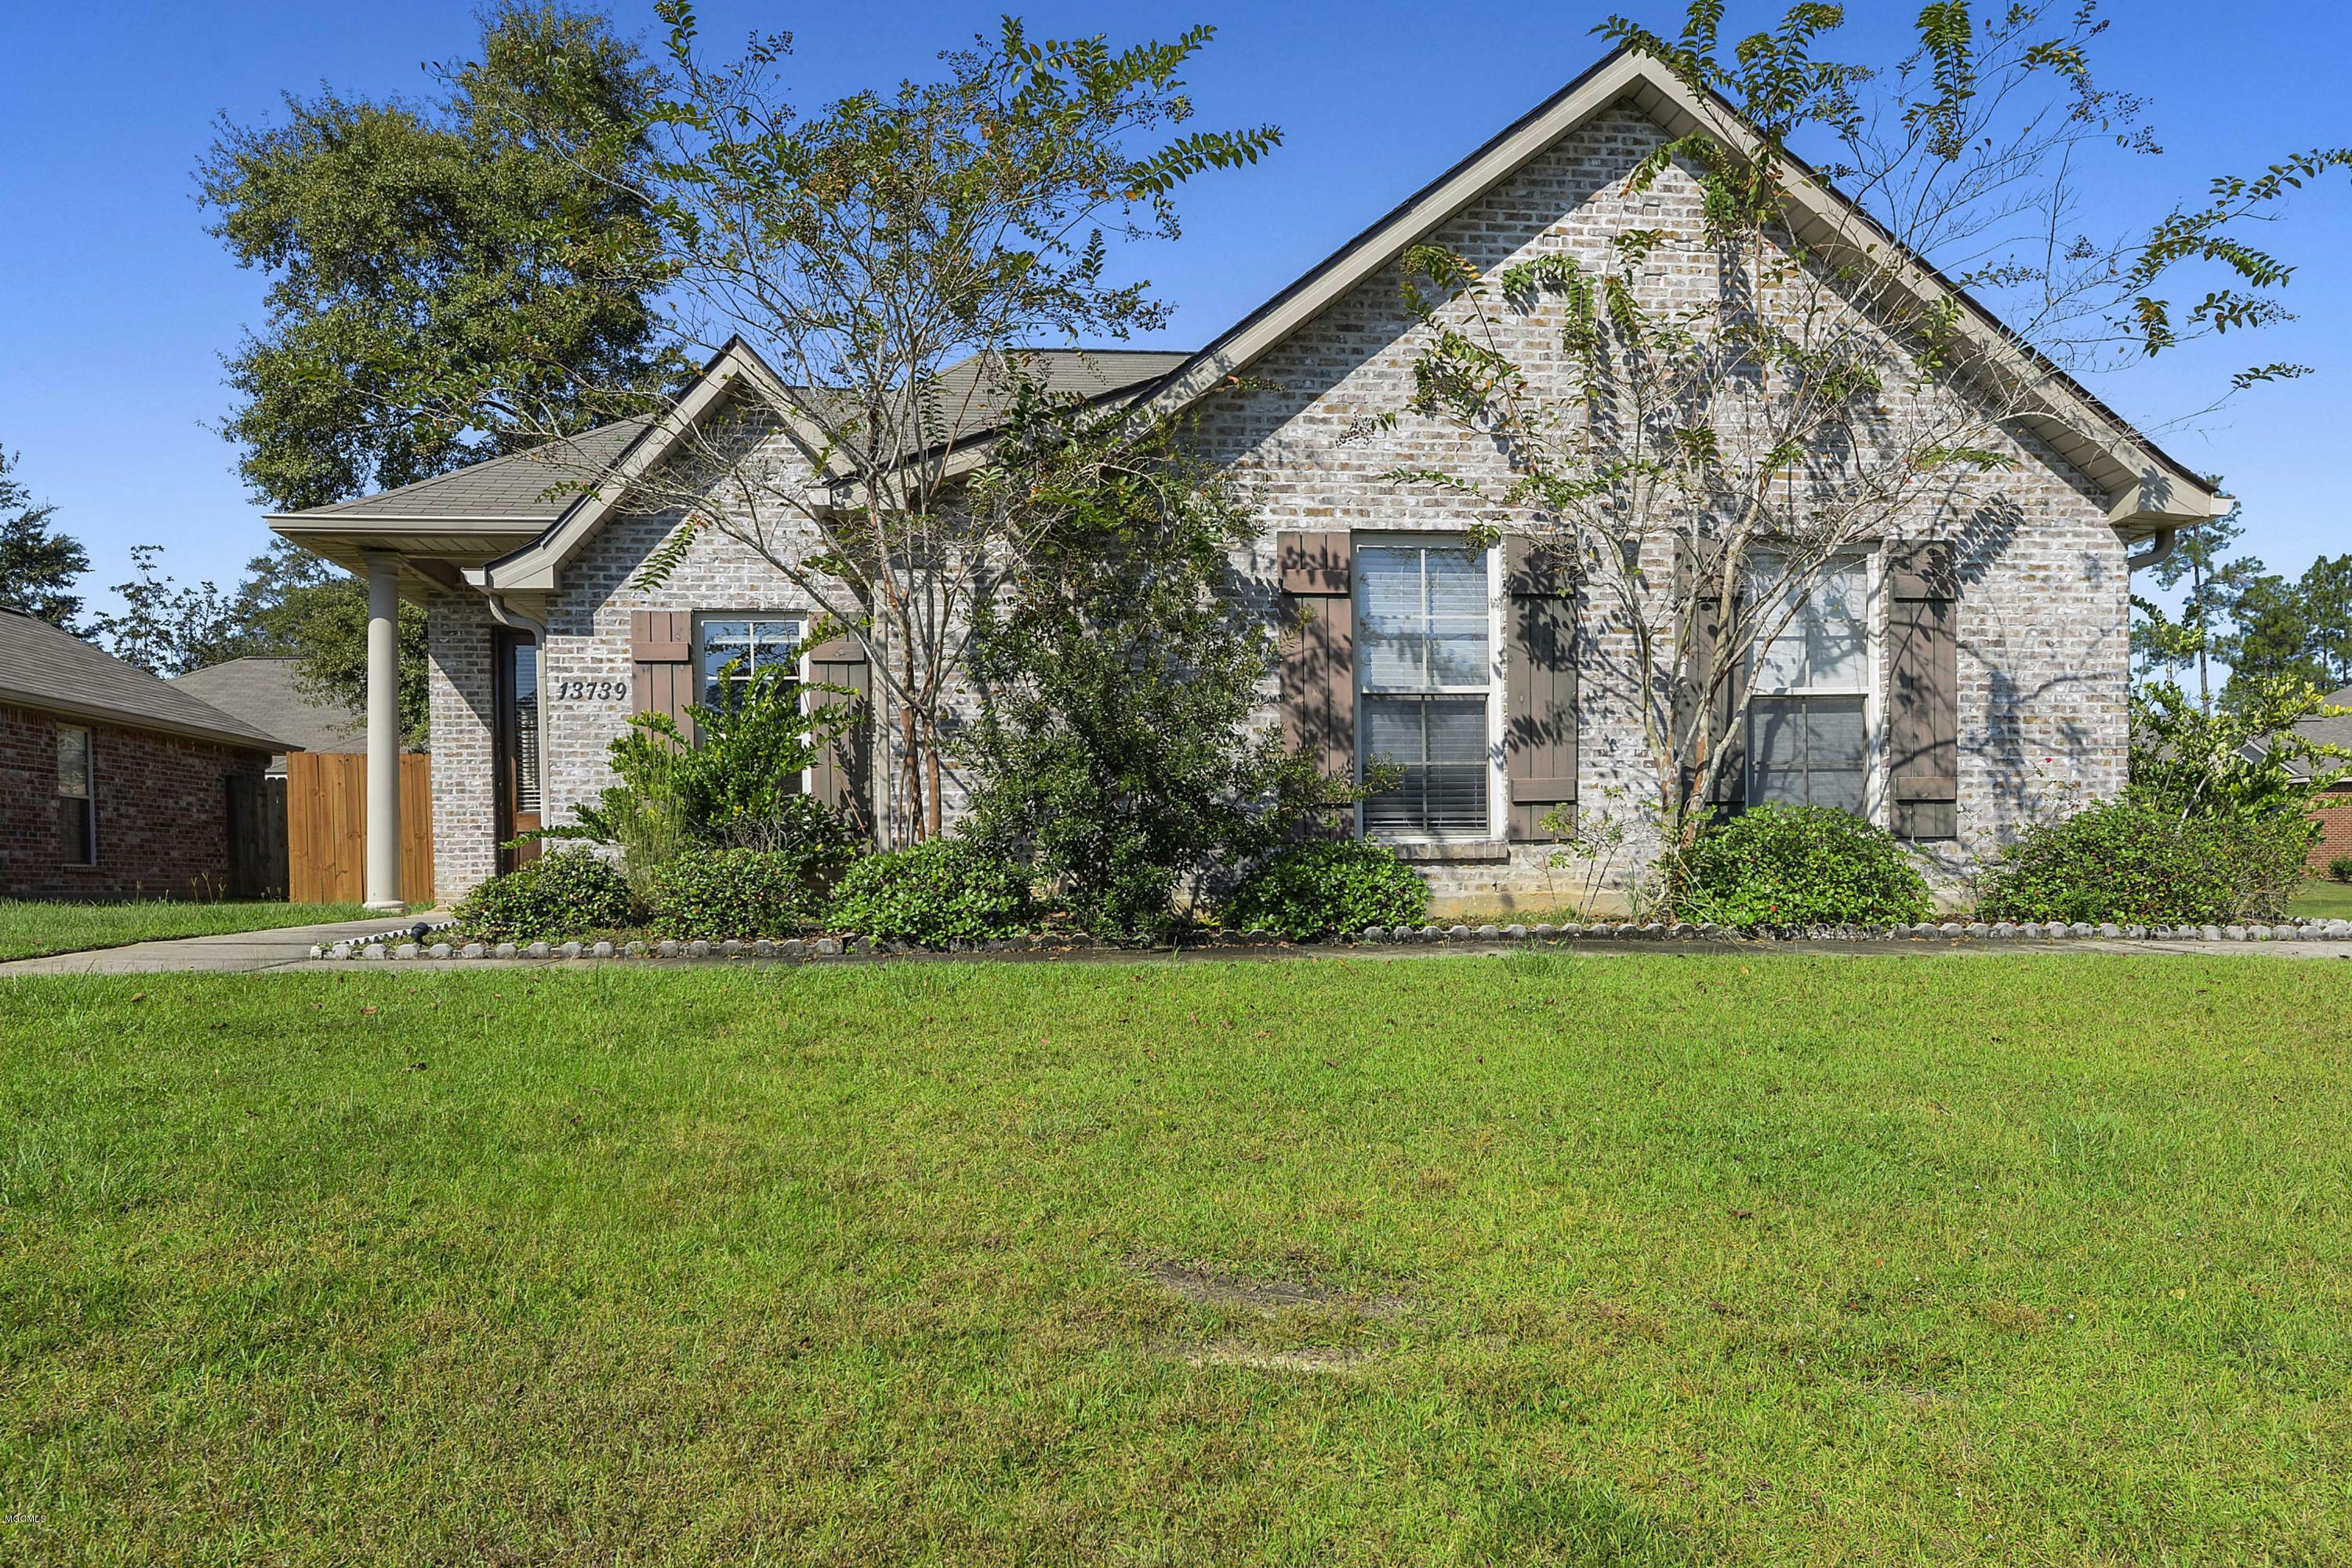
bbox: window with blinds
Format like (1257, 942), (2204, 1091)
(56, 724), (94, 866)
(510, 639), (541, 814)
(1357, 542), (1494, 837)
(1748, 556), (1869, 813)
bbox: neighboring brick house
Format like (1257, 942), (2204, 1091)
(0, 611), (287, 899)
(2291, 688), (2352, 872)
(269, 49), (2226, 913)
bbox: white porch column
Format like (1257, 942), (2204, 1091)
(363, 552), (405, 912)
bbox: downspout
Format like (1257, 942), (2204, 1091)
(2125, 525), (2179, 573)
(481, 590), (552, 837)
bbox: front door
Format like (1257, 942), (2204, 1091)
(492, 630), (543, 873)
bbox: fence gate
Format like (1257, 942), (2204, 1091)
(225, 774), (289, 899)
(285, 752), (434, 906)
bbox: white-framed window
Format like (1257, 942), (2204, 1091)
(56, 723), (95, 866)
(1746, 554), (1871, 814)
(697, 616), (804, 711)
(1357, 539), (1497, 838)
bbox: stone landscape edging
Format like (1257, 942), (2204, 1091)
(312, 916), (2352, 963)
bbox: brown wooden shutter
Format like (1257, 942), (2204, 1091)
(1278, 532), (1355, 823)
(1676, 541), (1749, 807)
(1887, 541), (1959, 840)
(1504, 536), (1577, 840)
(630, 609), (695, 742)
(805, 635), (873, 839)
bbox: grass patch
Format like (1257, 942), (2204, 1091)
(2289, 877), (2352, 920)
(2, 954), (2349, 1563)
(0, 899), (372, 961)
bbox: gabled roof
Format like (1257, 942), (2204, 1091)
(270, 48), (2224, 598)
(1138, 45), (2226, 528)
(170, 656), (364, 764)
(269, 346), (1189, 593)
(0, 611), (286, 753)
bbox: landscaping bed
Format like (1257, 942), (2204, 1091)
(5, 956), (2350, 1563)
(321, 913), (2352, 963)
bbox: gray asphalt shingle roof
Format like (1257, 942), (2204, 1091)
(2289, 685), (2352, 778)
(289, 416), (656, 523)
(0, 611), (287, 751)
(274, 347), (1189, 528)
(169, 656), (364, 769)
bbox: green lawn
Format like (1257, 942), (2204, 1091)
(3, 955), (2347, 1565)
(2290, 877), (2352, 920)
(0, 899), (372, 961)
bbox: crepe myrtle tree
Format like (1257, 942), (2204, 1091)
(488, 8), (1279, 845)
(1378, 1), (2350, 884)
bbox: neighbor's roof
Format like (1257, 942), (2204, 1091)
(170, 655), (363, 762)
(0, 610), (287, 752)
(2288, 685), (2352, 779)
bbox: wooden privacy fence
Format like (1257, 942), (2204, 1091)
(285, 752), (434, 906)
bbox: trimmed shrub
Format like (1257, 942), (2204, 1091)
(453, 850), (639, 942)
(826, 837), (1033, 946)
(2328, 855), (2352, 885)
(1679, 804), (1932, 930)
(1222, 840), (1429, 941)
(648, 846), (835, 938)
(1976, 799), (2310, 925)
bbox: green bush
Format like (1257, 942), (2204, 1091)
(453, 850), (640, 942)
(826, 837), (1033, 946)
(648, 846), (837, 938)
(1976, 799), (2311, 925)
(1222, 839), (1429, 941)
(1679, 804), (1932, 930)
(2328, 855), (2352, 885)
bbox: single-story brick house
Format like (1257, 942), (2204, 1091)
(268, 49), (2224, 914)
(0, 610), (289, 899)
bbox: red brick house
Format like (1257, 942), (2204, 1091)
(0, 609), (289, 899)
(2296, 686), (2352, 872)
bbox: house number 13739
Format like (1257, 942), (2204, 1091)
(554, 679), (624, 701)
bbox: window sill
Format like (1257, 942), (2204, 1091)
(1378, 840), (1512, 865)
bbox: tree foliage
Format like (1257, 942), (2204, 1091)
(0, 448), (88, 632)
(501, 11), (1279, 844)
(556, 664), (859, 898)
(200, 2), (680, 513)
(2130, 676), (2350, 822)
(957, 397), (1338, 942)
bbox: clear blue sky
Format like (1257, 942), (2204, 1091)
(3, 1), (2346, 619)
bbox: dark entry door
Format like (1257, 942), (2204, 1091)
(493, 630), (543, 873)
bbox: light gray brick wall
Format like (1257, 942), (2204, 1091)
(426, 592), (498, 905)
(420, 103), (2133, 913)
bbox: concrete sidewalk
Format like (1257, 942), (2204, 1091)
(0, 915), (441, 976)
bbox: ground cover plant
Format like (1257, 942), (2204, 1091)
(0, 898), (368, 962)
(1679, 804), (1933, 930)
(4, 953), (2349, 1563)
(1223, 839), (1429, 938)
(1976, 799), (2310, 926)
(450, 848), (640, 942)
